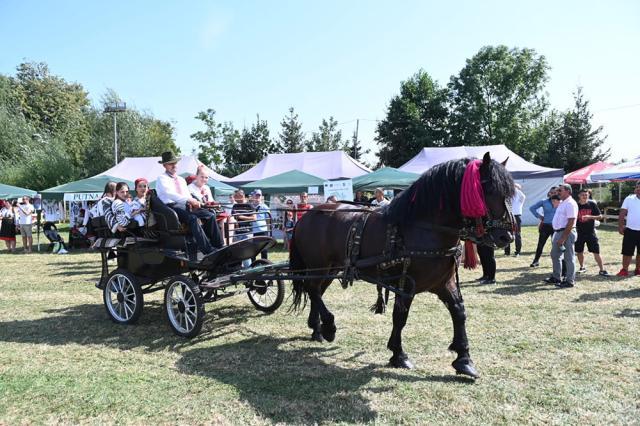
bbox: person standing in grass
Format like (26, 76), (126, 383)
(529, 187), (559, 267)
(505, 183), (525, 257)
(0, 199), (17, 252)
(16, 196), (34, 253)
(545, 184), (578, 288)
(616, 180), (640, 277)
(575, 188), (609, 276)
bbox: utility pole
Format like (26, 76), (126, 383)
(104, 102), (127, 165)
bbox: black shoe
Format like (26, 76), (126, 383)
(555, 281), (574, 288)
(530, 261), (539, 267)
(513, 253), (520, 257)
(544, 276), (561, 284)
(475, 276), (488, 282)
(480, 278), (496, 284)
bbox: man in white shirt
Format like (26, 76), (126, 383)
(370, 188), (390, 207)
(545, 184), (579, 288)
(505, 183), (525, 256)
(155, 151), (219, 255)
(616, 180), (640, 277)
(17, 196), (34, 253)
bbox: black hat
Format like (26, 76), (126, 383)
(159, 151), (179, 164)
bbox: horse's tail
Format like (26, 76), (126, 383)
(289, 227), (307, 312)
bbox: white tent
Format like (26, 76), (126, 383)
(399, 145), (564, 225)
(225, 151), (371, 183)
(97, 155), (227, 182)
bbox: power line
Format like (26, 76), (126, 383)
(594, 103), (640, 113)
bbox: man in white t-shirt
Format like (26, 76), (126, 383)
(505, 183), (526, 256)
(16, 196), (34, 253)
(370, 188), (390, 207)
(616, 180), (640, 277)
(545, 184), (578, 288)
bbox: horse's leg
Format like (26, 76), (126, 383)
(306, 279), (337, 342)
(387, 294), (415, 369)
(436, 286), (479, 378)
(307, 283), (323, 342)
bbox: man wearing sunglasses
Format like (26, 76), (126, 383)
(545, 184), (578, 288)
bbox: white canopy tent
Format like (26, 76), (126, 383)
(225, 151), (371, 184)
(399, 145), (564, 225)
(97, 155), (227, 182)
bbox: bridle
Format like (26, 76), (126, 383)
(460, 174), (515, 247)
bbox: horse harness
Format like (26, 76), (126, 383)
(342, 210), (462, 298)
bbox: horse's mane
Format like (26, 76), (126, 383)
(384, 158), (514, 224)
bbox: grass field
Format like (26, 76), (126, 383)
(0, 226), (639, 424)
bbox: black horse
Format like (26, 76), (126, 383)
(290, 153), (514, 378)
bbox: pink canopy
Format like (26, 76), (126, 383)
(564, 161), (614, 184)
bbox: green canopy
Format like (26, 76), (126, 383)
(0, 183), (37, 200)
(148, 173), (236, 197)
(352, 167), (419, 191)
(241, 170), (326, 195)
(41, 175), (135, 201)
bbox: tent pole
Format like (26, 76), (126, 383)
(619, 182), (622, 203)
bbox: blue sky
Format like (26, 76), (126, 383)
(1, 0), (639, 166)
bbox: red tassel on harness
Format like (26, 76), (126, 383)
(463, 240), (478, 269)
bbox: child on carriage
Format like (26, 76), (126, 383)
(110, 182), (142, 234)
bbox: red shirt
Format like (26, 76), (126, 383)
(296, 203), (312, 221)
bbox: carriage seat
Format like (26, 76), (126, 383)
(147, 190), (191, 250)
(148, 190), (189, 234)
(91, 216), (114, 238)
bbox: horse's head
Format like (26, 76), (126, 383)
(465, 152), (515, 248)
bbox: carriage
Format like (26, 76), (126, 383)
(91, 191), (286, 338)
(90, 154), (515, 378)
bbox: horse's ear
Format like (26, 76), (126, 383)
(482, 152), (491, 167)
(501, 156), (509, 167)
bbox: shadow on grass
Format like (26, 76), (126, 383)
(0, 302), (263, 352)
(574, 288), (640, 303)
(615, 308), (640, 318)
(178, 334), (474, 424)
(465, 272), (556, 295)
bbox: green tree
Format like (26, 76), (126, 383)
(448, 45), (549, 161)
(375, 70), (449, 167)
(222, 116), (273, 176)
(538, 87), (609, 171)
(82, 90), (179, 176)
(191, 108), (225, 168)
(348, 129), (370, 162)
(11, 61), (91, 167)
(307, 116), (344, 152)
(279, 107), (305, 153)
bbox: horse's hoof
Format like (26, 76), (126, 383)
(452, 359), (480, 379)
(389, 354), (414, 369)
(321, 323), (336, 342)
(311, 331), (324, 342)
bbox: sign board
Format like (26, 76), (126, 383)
(63, 192), (102, 202)
(307, 186), (319, 195)
(323, 179), (353, 202)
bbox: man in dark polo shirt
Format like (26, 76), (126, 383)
(575, 189), (609, 276)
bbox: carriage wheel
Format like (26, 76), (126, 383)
(164, 276), (205, 338)
(103, 269), (143, 325)
(246, 259), (285, 313)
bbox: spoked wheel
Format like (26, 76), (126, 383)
(103, 269), (143, 324)
(246, 259), (285, 313)
(164, 276), (205, 338)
